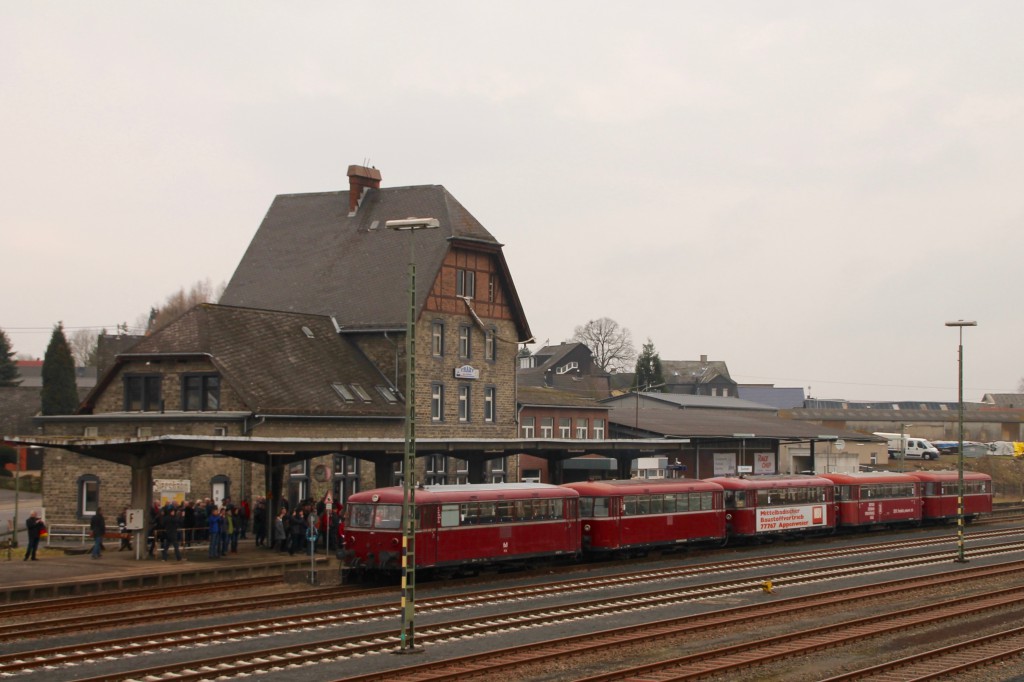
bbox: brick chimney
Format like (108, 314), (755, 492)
(347, 164), (382, 214)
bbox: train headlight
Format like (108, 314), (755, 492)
(725, 513), (732, 521)
(583, 524), (591, 532)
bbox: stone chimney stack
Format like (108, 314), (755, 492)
(347, 164), (382, 214)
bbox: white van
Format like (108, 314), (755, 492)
(873, 433), (941, 461)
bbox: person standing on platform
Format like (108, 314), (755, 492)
(253, 497), (267, 547)
(90, 508), (106, 559)
(274, 508), (287, 553)
(161, 507), (183, 561)
(183, 501), (195, 548)
(24, 510), (43, 561)
(207, 508), (223, 559)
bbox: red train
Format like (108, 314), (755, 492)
(342, 471), (993, 577)
(562, 478), (725, 554)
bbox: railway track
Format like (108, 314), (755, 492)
(4, 542), (1023, 680)
(2, 527), (1017, 641)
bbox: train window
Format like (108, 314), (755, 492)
(350, 504), (374, 528)
(496, 501), (513, 521)
(550, 499), (564, 519)
(374, 504), (403, 529)
(636, 495), (651, 515)
(580, 497), (609, 517)
(835, 486), (851, 501)
(623, 496), (638, 516)
(697, 492), (713, 510)
(440, 504), (460, 528)
(649, 496), (663, 514)
(661, 495), (676, 513)
(478, 501), (496, 522)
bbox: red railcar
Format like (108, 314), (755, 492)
(562, 478), (726, 554)
(820, 472), (922, 529)
(341, 483), (580, 576)
(708, 475), (835, 540)
(905, 471), (993, 522)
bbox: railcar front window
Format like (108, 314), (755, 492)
(350, 504), (374, 528)
(374, 504), (403, 529)
(580, 497), (610, 517)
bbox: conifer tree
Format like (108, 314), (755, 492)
(41, 323), (79, 415)
(0, 327), (19, 387)
(634, 339), (665, 392)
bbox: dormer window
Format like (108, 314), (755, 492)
(124, 374), (162, 412)
(556, 361), (578, 375)
(183, 374), (220, 411)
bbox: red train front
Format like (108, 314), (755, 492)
(905, 471), (993, 522)
(708, 474), (835, 540)
(820, 471), (922, 529)
(562, 478), (726, 555)
(342, 483), (580, 576)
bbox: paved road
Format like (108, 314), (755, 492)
(0, 488), (43, 546)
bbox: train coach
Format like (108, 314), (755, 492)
(708, 474), (835, 540)
(562, 478), (725, 555)
(905, 471), (993, 522)
(819, 471), (922, 529)
(341, 483), (580, 576)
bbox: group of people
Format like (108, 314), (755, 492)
(23, 494), (344, 562)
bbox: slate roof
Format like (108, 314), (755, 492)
(517, 385), (606, 409)
(82, 304), (405, 418)
(737, 385), (806, 410)
(662, 359), (733, 385)
(982, 393), (1024, 409)
(220, 183), (529, 339)
(517, 342), (611, 399)
(607, 397), (876, 441)
(605, 392), (776, 412)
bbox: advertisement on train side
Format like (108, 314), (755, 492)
(756, 505), (826, 532)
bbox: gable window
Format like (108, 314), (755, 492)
(484, 386), (496, 423)
(78, 474), (99, 518)
(484, 329), (496, 361)
(124, 374), (162, 412)
(458, 325), (471, 359)
(431, 320), (444, 356)
(431, 383), (444, 421)
(183, 374), (220, 411)
(456, 269), (475, 299)
(458, 384), (471, 422)
(521, 416), (535, 438)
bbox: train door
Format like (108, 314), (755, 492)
(564, 497), (579, 553)
(418, 504), (438, 568)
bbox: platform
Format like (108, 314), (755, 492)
(0, 537), (335, 603)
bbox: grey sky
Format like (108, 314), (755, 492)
(3, 3), (1020, 402)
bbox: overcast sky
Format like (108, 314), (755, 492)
(3, 3), (1021, 403)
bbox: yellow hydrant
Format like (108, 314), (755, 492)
(761, 579), (774, 594)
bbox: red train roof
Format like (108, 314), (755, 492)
(819, 472), (919, 484)
(903, 471), (992, 482)
(347, 482), (578, 504)
(563, 478), (723, 494)
(708, 474), (834, 489)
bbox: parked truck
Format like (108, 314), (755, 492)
(873, 432), (941, 461)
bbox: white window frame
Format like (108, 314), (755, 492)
(458, 325), (471, 359)
(458, 384), (470, 422)
(484, 386), (495, 423)
(541, 417), (554, 439)
(576, 418), (588, 439)
(431, 383), (444, 421)
(559, 417), (571, 439)
(521, 416), (535, 438)
(593, 419), (605, 439)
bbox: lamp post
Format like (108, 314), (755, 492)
(386, 217), (439, 652)
(898, 423), (913, 473)
(945, 319), (976, 564)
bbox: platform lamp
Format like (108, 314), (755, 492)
(386, 217), (439, 653)
(945, 319), (976, 564)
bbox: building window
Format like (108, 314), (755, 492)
(576, 418), (589, 439)
(432, 321), (444, 356)
(484, 328), (496, 361)
(124, 374), (162, 411)
(287, 462), (307, 508)
(559, 418), (571, 439)
(486, 457), (506, 483)
(183, 373), (220, 411)
(522, 469), (541, 483)
(556, 361), (579, 375)
(456, 269), (475, 299)
(78, 475), (99, 518)
(521, 416), (535, 438)
(458, 384), (471, 422)
(593, 419), (605, 439)
(333, 455), (360, 503)
(426, 454), (447, 485)
(458, 325), (471, 359)
(454, 458), (469, 485)
(391, 460), (404, 487)
(484, 386), (496, 423)
(541, 417), (554, 438)
(431, 383), (444, 421)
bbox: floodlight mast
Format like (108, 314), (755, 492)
(385, 217), (439, 653)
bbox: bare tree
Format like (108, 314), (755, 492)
(68, 328), (100, 367)
(572, 317), (636, 374)
(135, 278), (225, 334)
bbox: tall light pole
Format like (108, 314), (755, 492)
(386, 217), (439, 653)
(945, 319), (976, 564)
